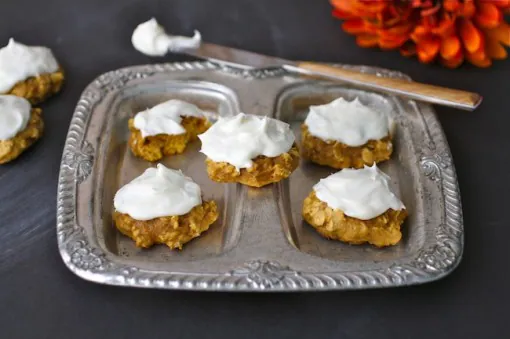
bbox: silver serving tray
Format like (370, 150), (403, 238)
(57, 62), (463, 291)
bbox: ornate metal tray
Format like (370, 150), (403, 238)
(57, 62), (463, 291)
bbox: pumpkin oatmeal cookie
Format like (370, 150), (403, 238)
(0, 39), (64, 104)
(128, 99), (210, 161)
(0, 95), (44, 164)
(205, 145), (300, 187)
(199, 113), (299, 187)
(302, 165), (407, 247)
(113, 164), (218, 250)
(303, 191), (407, 247)
(301, 124), (392, 169)
(114, 200), (218, 249)
(302, 97), (393, 169)
(129, 116), (210, 162)
(7, 69), (64, 105)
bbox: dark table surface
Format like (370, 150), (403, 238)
(1, 0), (508, 338)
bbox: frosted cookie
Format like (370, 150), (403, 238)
(301, 97), (393, 169)
(113, 164), (218, 250)
(0, 95), (44, 164)
(199, 113), (299, 188)
(128, 99), (211, 162)
(0, 39), (64, 104)
(302, 165), (407, 247)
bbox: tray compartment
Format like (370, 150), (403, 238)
(96, 81), (244, 262)
(275, 83), (426, 262)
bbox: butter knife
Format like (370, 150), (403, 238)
(177, 42), (482, 111)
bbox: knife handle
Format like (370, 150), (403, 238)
(291, 62), (482, 111)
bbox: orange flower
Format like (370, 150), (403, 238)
(331, 0), (510, 67)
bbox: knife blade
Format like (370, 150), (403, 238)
(179, 42), (482, 111)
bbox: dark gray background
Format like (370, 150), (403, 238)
(0, 0), (507, 338)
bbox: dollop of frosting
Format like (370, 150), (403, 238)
(305, 97), (390, 147)
(199, 113), (295, 169)
(133, 99), (205, 138)
(0, 95), (31, 141)
(314, 164), (405, 220)
(131, 18), (201, 56)
(114, 164), (202, 220)
(0, 39), (59, 93)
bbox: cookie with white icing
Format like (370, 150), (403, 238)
(301, 97), (393, 169)
(302, 165), (407, 247)
(199, 113), (300, 188)
(113, 164), (218, 250)
(0, 39), (64, 104)
(128, 99), (211, 162)
(0, 95), (44, 164)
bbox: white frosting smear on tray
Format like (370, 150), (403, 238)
(132, 18), (201, 56)
(314, 164), (405, 220)
(133, 99), (205, 138)
(0, 38), (59, 93)
(114, 164), (202, 220)
(199, 113), (295, 169)
(305, 97), (391, 147)
(0, 95), (31, 141)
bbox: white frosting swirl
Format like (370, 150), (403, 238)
(314, 165), (405, 220)
(305, 97), (390, 147)
(199, 113), (295, 169)
(131, 18), (201, 56)
(0, 95), (31, 141)
(114, 164), (202, 220)
(0, 39), (59, 93)
(133, 99), (205, 138)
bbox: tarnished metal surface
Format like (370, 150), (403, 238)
(57, 62), (463, 291)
